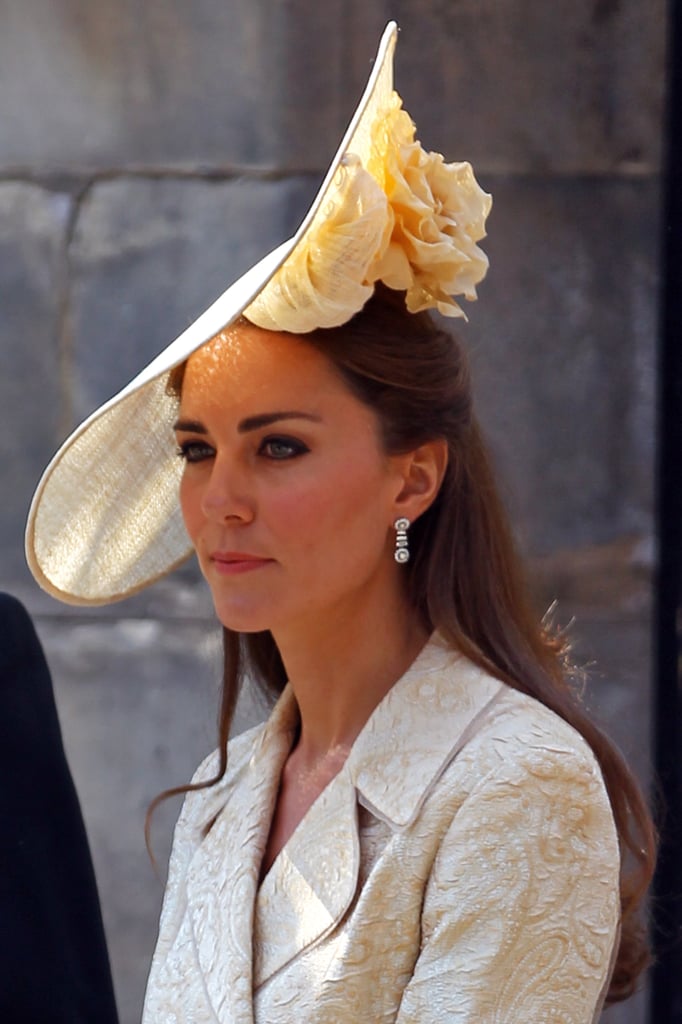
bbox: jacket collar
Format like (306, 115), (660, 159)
(347, 634), (505, 828)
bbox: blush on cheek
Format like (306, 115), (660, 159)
(272, 488), (335, 526)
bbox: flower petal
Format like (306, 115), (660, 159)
(245, 156), (392, 332)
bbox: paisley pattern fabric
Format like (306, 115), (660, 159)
(143, 636), (620, 1024)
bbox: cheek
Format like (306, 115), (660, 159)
(263, 485), (332, 541)
(268, 462), (390, 552)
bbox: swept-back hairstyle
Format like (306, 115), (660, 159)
(157, 283), (655, 1004)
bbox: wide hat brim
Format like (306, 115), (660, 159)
(25, 23), (400, 606)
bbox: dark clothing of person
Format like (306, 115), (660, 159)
(0, 593), (119, 1024)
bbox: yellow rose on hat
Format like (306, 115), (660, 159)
(366, 92), (492, 318)
(246, 91), (491, 333)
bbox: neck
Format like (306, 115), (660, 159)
(272, 586), (429, 763)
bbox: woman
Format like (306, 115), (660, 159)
(26, 23), (654, 1023)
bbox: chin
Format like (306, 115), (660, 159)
(210, 597), (278, 635)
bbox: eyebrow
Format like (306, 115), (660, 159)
(173, 411), (322, 434)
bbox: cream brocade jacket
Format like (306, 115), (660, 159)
(143, 636), (620, 1024)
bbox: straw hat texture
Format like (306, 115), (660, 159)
(25, 21), (491, 606)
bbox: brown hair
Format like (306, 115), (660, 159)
(154, 283), (655, 1003)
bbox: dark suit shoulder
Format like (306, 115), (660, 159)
(0, 592), (46, 676)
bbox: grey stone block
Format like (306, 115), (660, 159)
(464, 174), (659, 556)
(391, 0), (665, 174)
(0, 0), (665, 175)
(36, 612), (266, 1024)
(0, 183), (70, 587)
(68, 174), (316, 422)
(0, 0), (350, 173)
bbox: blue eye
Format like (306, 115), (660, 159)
(177, 441), (214, 464)
(260, 436), (310, 460)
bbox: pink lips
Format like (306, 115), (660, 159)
(210, 551), (274, 575)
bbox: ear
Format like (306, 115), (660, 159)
(392, 439), (449, 524)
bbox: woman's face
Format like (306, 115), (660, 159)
(175, 322), (412, 637)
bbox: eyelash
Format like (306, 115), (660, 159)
(176, 440), (214, 464)
(176, 435), (310, 464)
(259, 436), (310, 460)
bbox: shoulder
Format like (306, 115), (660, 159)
(0, 594), (57, 714)
(472, 682), (605, 780)
(0, 591), (30, 623)
(169, 686), (297, 859)
(422, 667), (620, 895)
(402, 669), (620, 1023)
(418, 639), (610, 790)
(191, 720), (266, 784)
(412, 648), (617, 835)
(176, 720), (267, 835)
(0, 592), (42, 674)
(434, 673), (617, 848)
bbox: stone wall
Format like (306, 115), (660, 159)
(0, 3), (665, 1022)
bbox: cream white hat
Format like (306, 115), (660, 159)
(25, 22), (492, 606)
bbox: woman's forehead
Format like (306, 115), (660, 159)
(181, 322), (340, 408)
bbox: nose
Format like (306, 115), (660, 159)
(199, 455), (254, 523)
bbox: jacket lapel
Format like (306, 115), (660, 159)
(253, 769), (360, 988)
(186, 690), (298, 1024)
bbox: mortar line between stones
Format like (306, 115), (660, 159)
(0, 163), (662, 190)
